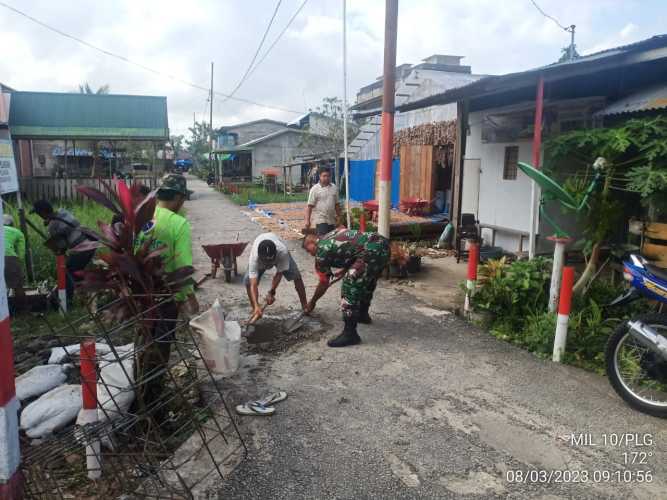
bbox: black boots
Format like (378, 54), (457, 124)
(358, 302), (372, 324)
(327, 314), (361, 348)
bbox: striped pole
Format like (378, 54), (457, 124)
(377, 0), (398, 239)
(464, 242), (480, 316)
(0, 202), (23, 499)
(553, 266), (575, 363)
(547, 237), (570, 313)
(79, 339), (101, 479)
(359, 211), (367, 232)
(56, 254), (67, 314)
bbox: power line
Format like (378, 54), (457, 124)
(0, 0), (304, 114)
(528, 0), (570, 32)
(246, 0), (310, 81)
(222, 0), (283, 103)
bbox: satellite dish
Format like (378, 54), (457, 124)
(518, 161), (577, 208)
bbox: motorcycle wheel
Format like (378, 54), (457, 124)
(605, 313), (667, 418)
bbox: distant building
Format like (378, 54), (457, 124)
(212, 113), (338, 183)
(399, 34), (667, 253)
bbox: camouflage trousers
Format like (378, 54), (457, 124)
(340, 238), (390, 318)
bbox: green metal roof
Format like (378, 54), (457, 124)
(8, 91), (169, 140)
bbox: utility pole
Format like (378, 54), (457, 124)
(568, 25), (576, 61)
(377, 0), (398, 238)
(209, 62), (215, 181)
(342, 0), (351, 228)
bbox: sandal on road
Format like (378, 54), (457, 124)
(256, 391), (287, 406)
(235, 402), (275, 416)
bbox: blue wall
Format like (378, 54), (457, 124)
(349, 159), (401, 207)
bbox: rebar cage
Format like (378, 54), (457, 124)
(17, 294), (246, 499)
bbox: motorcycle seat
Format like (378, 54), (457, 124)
(646, 263), (667, 282)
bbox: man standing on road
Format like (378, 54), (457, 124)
(32, 199), (96, 302)
(245, 232), (308, 322)
(305, 167), (340, 236)
(137, 173), (198, 413)
(303, 228), (390, 348)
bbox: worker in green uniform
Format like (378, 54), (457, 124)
(303, 228), (390, 347)
(3, 214), (26, 312)
(136, 173), (197, 412)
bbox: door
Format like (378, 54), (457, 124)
(461, 158), (481, 218)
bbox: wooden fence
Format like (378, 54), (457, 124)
(18, 176), (159, 202)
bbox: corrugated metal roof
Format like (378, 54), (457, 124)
(595, 84), (667, 116)
(8, 91), (168, 140)
(398, 34), (667, 112)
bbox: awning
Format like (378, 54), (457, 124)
(595, 84), (667, 116)
(220, 153), (235, 160)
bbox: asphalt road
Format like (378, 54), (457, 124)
(185, 175), (666, 500)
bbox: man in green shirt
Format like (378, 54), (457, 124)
(137, 173), (197, 413)
(3, 214), (26, 312)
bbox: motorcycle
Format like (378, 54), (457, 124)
(605, 254), (667, 417)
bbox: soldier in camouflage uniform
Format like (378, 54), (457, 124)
(303, 229), (390, 347)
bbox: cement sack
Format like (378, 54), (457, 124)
(15, 364), (71, 401)
(20, 385), (81, 438)
(96, 355), (135, 422)
(189, 298), (241, 376)
(48, 342), (111, 364)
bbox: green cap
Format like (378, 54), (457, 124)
(158, 173), (193, 196)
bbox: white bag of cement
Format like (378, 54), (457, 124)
(189, 299), (241, 376)
(15, 364), (71, 401)
(20, 385), (81, 438)
(99, 343), (134, 369)
(96, 355), (135, 422)
(48, 342), (111, 364)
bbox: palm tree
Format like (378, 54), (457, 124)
(78, 82), (110, 94)
(78, 83), (110, 176)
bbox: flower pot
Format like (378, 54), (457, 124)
(406, 255), (421, 274)
(389, 263), (408, 278)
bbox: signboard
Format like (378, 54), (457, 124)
(0, 139), (18, 194)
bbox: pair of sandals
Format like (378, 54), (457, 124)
(235, 391), (287, 416)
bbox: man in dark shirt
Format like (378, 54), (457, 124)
(32, 199), (95, 301)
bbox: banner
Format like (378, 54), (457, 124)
(0, 139), (18, 194)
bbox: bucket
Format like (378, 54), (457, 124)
(189, 299), (241, 376)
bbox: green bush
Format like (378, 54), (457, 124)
(474, 258), (653, 373)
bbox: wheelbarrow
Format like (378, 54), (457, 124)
(202, 241), (248, 283)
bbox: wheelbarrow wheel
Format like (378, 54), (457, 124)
(222, 254), (233, 283)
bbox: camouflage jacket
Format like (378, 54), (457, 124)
(315, 229), (386, 277)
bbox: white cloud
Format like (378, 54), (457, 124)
(0, 0), (663, 138)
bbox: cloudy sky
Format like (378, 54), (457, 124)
(1, 0), (665, 137)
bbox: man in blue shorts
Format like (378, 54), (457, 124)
(245, 232), (308, 322)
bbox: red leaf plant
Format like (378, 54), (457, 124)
(73, 180), (194, 321)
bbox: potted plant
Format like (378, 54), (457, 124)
(406, 243), (422, 273)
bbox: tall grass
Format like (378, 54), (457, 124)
(228, 186), (308, 206)
(5, 201), (111, 283)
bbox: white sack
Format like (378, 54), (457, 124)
(21, 385), (81, 438)
(15, 364), (71, 401)
(48, 342), (111, 364)
(189, 299), (241, 376)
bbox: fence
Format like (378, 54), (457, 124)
(18, 176), (159, 202)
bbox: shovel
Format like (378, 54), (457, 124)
(244, 301), (270, 337)
(284, 275), (344, 334)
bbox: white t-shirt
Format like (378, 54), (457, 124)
(247, 232), (290, 279)
(307, 183), (339, 225)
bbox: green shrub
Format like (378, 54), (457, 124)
(474, 258), (654, 373)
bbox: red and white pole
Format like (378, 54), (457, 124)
(547, 236), (571, 313)
(56, 254), (67, 314)
(464, 242), (480, 316)
(80, 339), (101, 480)
(0, 202), (23, 499)
(377, 0), (398, 239)
(553, 266), (575, 363)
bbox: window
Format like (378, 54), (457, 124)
(503, 146), (519, 180)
